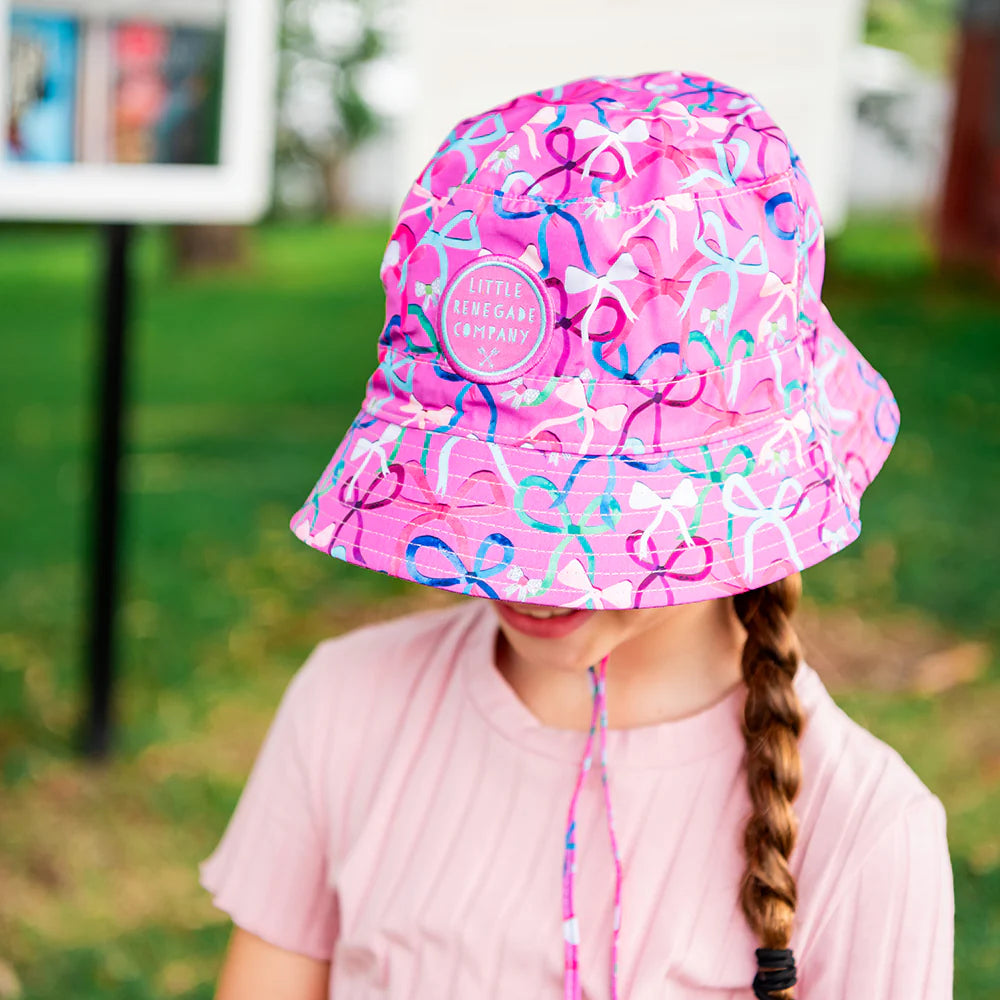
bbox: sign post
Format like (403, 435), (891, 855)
(83, 221), (131, 757)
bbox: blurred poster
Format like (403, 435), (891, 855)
(113, 21), (224, 165)
(6, 9), (79, 163)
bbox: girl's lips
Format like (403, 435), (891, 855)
(495, 602), (595, 639)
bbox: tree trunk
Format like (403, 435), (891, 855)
(169, 225), (250, 275)
(321, 149), (351, 217)
(937, 0), (1000, 279)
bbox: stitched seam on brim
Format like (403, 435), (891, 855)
(300, 492), (858, 585)
(376, 337), (807, 390)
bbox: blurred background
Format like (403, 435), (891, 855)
(1, 0), (998, 997)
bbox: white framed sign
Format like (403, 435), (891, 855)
(0, 0), (278, 222)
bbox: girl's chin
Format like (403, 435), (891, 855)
(495, 601), (596, 640)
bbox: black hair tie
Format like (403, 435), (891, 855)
(752, 948), (797, 998)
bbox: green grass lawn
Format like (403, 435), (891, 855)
(0, 218), (997, 998)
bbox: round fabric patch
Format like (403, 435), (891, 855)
(438, 255), (553, 384)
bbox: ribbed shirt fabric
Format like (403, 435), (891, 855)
(198, 599), (954, 999)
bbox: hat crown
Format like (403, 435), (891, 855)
(375, 70), (827, 459)
(417, 71), (798, 210)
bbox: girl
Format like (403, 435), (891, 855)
(199, 70), (954, 999)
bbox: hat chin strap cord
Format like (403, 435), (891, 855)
(560, 665), (801, 1000)
(562, 654), (623, 1000)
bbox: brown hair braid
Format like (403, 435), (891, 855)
(732, 572), (805, 1000)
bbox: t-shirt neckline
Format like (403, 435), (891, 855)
(458, 598), (820, 768)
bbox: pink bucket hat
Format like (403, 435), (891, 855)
(290, 69), (899, 609)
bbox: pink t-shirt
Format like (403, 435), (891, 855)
(198, 599), (954, 998)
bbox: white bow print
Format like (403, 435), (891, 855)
(346, 424), (403, 496)
(484, 144), (520, 172)
(414, 277), (441, 305)
(400, 395), (456, 431)
(699, 304), (729, 334)
(293, 517), (336, 550)
(762, 315), (788, 343)
(525, 377), (627, 454)
(557, 559), (634, 609)
(721, 473), (805, 580)
(380, 239), (401, 279)
(564, 253), (639, 347)
(619, 192), (695, 250)
(760, 410), (813, 472)
(758, 271), (796, 344)
(659, 100), (728, 137)
(821, 524), (849, 551)
(520, 106), (558, 159)
(628, 478), (698, 557)
(815, 433), (860, 510)
(504, 565), (542, 601)
(814, 338), (858, 427)
(574, 118), (650, 177)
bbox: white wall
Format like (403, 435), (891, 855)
(386, 0), (867, 232)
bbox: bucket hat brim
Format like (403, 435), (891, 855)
(290, 304), (898, 609)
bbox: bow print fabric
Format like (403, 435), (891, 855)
(291, 69), (899, 611)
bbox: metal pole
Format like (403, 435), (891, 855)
(79, 222), (133, 760)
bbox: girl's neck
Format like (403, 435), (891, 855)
(494, 598), (748, 732)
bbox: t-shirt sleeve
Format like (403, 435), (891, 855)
(801, 794), (954, 998)
(198, 642), (339, 960)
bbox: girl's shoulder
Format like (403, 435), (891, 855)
(297, 599), (474, 695)
(791, 666), (953, 983)
(792, 662), (949, 945)
(282, 600), (481, 853)
(285, 598), (477, 752)
(795, 662), (943, 826)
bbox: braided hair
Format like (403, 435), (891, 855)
(732, 573), (805, 1000)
